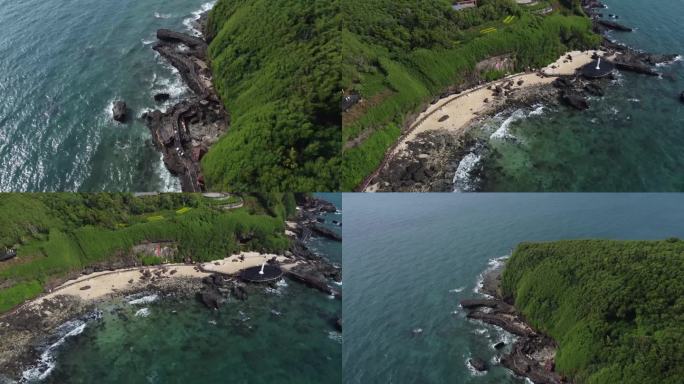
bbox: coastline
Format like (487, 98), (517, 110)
(142, 3), (227, 192)
(461, 261), (565, 384)
(0, 196), (342, 382)
(362, 50), (603, 192)
(362, 1), (679, 192)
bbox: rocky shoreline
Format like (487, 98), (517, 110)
(0, 197), (341, 382)
(460, 263), (566, 384)
(367, 4), (678, 192)
(141, 8), (228, 192)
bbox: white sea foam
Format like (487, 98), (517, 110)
(473, 255), (510, 295)
(21, 320), (87, 382)
(128, 294), (159, 305)
(157, 152), (181, 192)
(452, 152), (481, 192)
(327, 331), (343, 344)
(135, 308), (151, 317)
(449, 286), (466, 293)
(465, 357), (487, 376)
(628, 98), (640, 103)
(154, 12), (172, 19)
(528, 104), (545, 116)
(490, 109), (525, 140)
(183, 2), (216, 37)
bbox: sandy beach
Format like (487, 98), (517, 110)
(364, 50), (607, 191)
(32, 252), (295, 305)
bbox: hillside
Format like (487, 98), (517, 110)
(501, 239), (684, 384)
(0, 193), (296, 313)
(203, 0), (341, 191)
(340, 0), (599, 190)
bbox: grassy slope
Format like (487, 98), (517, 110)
(340, 0), (599, 190)
(502, 239), (684, 384)
(203, 0), (341, 192)
(0, 193), (295, 313)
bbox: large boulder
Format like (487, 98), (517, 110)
(231, 285), (248, 301)
(561, 91), (589, 111)
(584, 83), (604, 97)
(469, 358), (488, 372)
(154, 93), (170, 103)
(112, 100), (127, 122)
(198, 289), (221, 309)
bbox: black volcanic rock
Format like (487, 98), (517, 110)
(198, 289), (221, 309)
(597, 20), (632, 32)
(154, 93), (170, 102)
(680, 91), (684, 103)
(561, 91), (589, 111)
(112, 100), (127, 122)
(469, 358), (488, 372)
(584, 83), (604, 97)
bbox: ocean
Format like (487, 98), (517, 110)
(0, 0), (217, 192)
(342, 193), (684, 383)
(460, 0), (684, 192)
(18, 194), (341, 383)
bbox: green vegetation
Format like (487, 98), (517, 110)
(0, 193), (298, 314)
(341, 0), (600, 190)
(203, 0), (341, 191)
(502, 239), (684, 384)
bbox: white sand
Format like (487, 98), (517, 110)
(32, 252), (293, 305)
(199, 251), (289, 275)
(364, 50), (607, 191)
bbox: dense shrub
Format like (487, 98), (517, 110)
(502, 240), (684, 384)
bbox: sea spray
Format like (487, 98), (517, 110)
(490, 109), (526, 141)
(20, 311), (102, 383)
(453, 152), (482, 192)
(183, 2), (216, 37)
(128, 294), (159, 305)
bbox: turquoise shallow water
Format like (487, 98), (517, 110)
(343, 193), (684, 383)
(40, 283), (341, 384)
(19, 194), (342, 383)
(0, 0), (215, 191)
(469, 0), (684, 191)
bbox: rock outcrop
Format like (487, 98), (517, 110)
(112, 100), (127, 122)
(144, 27), (228, 192)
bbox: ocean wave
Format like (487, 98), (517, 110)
(154, 12), (172, 19)
(465, 357), (487, 377)
(528, 104), (545, 116)
(128, 294), (159, 305)
(490, 109), (526, 141)
(21, 320), (87, 382)
(157, 153), (181, 192)
(135, 308), (151, 317)
(449, 286), (466, 293)
(327, 331), (343, 344)
(183, 1), (216, 37)
(473, 255), (510, 296)
(452, 152), (481, 192)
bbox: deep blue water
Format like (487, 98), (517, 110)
(0, 0), (216, 191)
(343, 193), (684, 383)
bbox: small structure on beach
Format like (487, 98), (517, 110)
(0, 248), (17, 262)
(240, 263), (283, 283)
(453, 0), (477, 10)
(581, 57), (615, 78)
